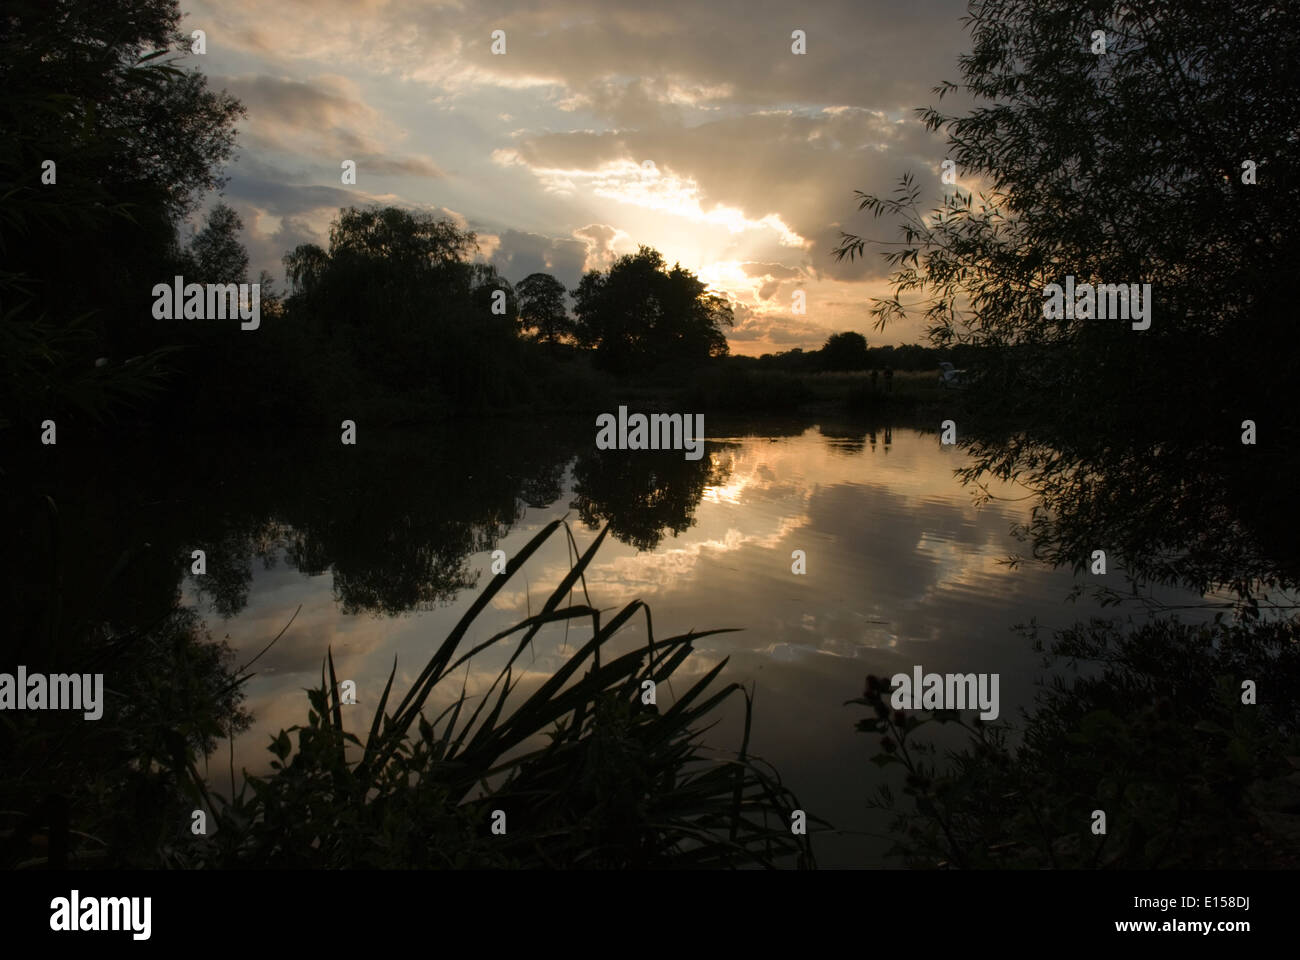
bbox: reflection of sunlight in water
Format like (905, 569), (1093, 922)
(702, 481), (745, 505)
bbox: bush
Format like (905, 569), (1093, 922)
(853, 614), (1300, 869)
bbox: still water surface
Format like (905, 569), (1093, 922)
(184, 419), (1209, 865)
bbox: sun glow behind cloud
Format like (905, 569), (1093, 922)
(183, 0), (970, 350)
(494, 153), (807, 247)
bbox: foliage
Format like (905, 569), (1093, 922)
(820, 331), (869, 371)
(516, 272), (574, 343)
(572, 246), (733, 373)
(179, 202), (249, 285)
(0, 606), (250, 869)
(834, 0), (1300, 597)
(853, 614), (1300, 869)
(685, 367), (815, 414)
(0, 0), (243, 432)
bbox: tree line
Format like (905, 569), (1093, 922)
(0, 0), (742, 435)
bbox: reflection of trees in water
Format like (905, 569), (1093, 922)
(5, 422), (597, 636)
(189, 527), (274, 619)
(817, 421), (897, 456)
(956, 427), (1299, 609)
(817, 422), (867, 455)
(857, 614), (1300, 869)
(864, 401), (1300, 866)
(183, 425), (590, 618)
(29, 420), (733, 627)
(569, 444), (731, 552)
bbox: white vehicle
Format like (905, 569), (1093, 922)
(938, 361), (966, 389)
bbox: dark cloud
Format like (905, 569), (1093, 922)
(225, 175), (359, 217)
(447, 0), (969, 114)
(488, 229), (590, 289)
(200, 0), (971, 117)
(726, 302), (832, 346)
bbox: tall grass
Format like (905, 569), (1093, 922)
(191, 519), (821, 868)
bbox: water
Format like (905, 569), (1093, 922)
(83, 416), (1212, 865)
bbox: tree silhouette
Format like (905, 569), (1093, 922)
(276, 205), (510, 400)
(572, 246), (733, 372)
(516, 272), (573, 343)
(182, 203), (249, 285)
(570, 446), (729, 551)
(0, 0), (243, 429)
(820, 331), (869, 370)
(834, 0), (1300, 595)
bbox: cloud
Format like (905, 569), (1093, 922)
(497, 106), (943, 281)
(219, 73), (443, 178)
(726, 302), (835, 347)
(183, 0), (974, 346)
(225, 175), (360, 217)
(486, 229), (589, 288)
(743, 261), (804, 280)
(190, 0), (967, 112)
(218, 155), (401, 279)
(572, 224), (632, 272)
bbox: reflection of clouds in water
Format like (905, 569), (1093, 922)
(461, 428), (1044, 672)
(200, 552), (399, 678)
(201, 424), (1194, 863)
(470, 430), (1039, 679)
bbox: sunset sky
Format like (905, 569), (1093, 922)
(182, 0), (972, 353)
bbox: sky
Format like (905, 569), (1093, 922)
(181, 0), (974, 354)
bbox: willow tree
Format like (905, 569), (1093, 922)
(835, 0), (1300, 598)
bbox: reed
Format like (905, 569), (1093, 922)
(198, 519), (821, 868)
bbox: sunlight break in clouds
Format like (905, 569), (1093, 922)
(493, 152), (808, 248)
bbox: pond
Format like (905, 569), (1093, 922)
(106, 415), (1215, 866)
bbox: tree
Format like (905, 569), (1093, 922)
(571, 246), (733, 372)
(516, 273), (573, 343)
(820, 331), (868, 370)
(183, 203), (249, 284)
(284, 206), (478, 334)
(833, 0), (1300, 595)
(274, 205), (533, 408)
(327, 206), (476, 272)
(0, 0), (244, 427)
(283, 243), (330, 297)
(661, 265), (732, 360)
